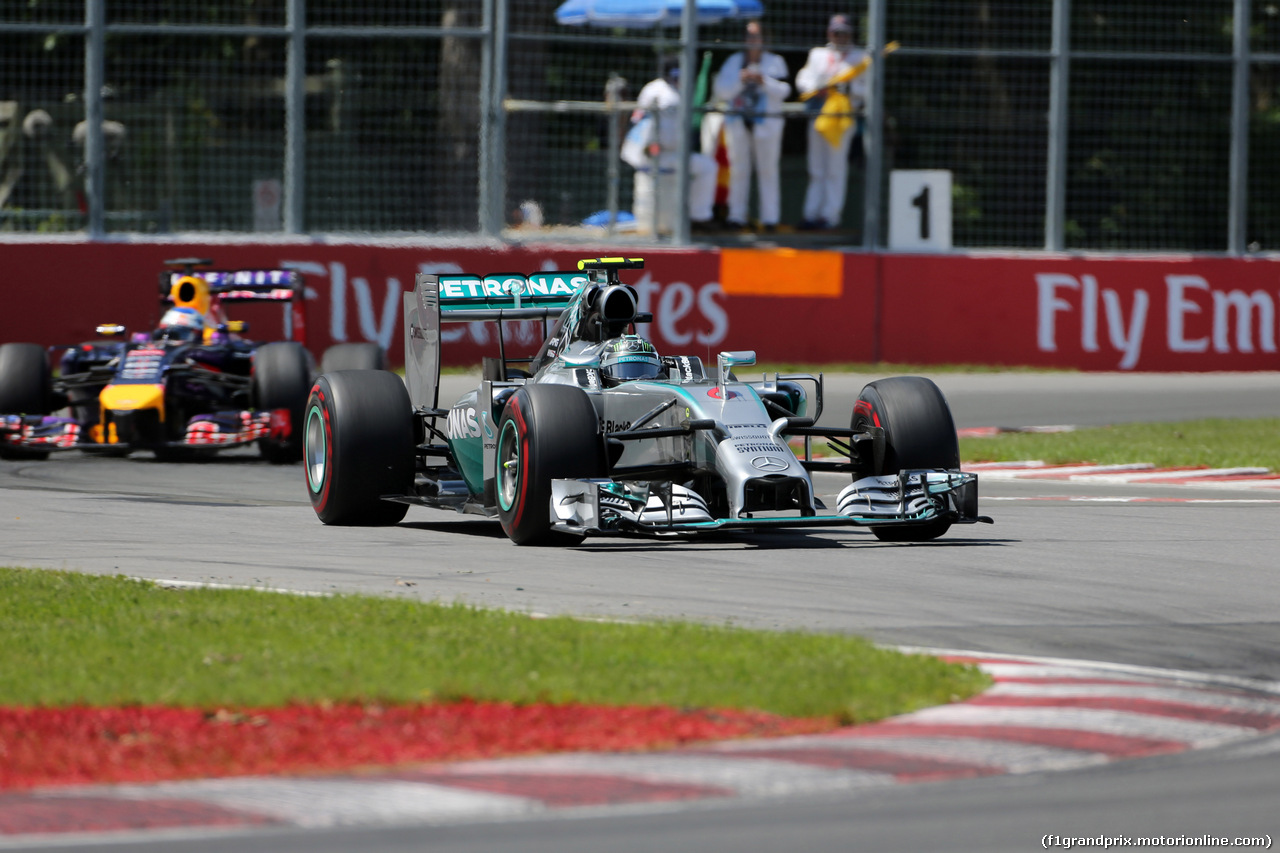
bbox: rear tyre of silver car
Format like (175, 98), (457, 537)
(496, 384), (606, 545)
(253, 341), (312, 464)
(305, 370), (413, 526)
(0, 343), (53, 461)
(852, 376), (959, 542)
(320, 342), (387, 373)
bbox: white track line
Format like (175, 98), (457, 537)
(75, 778), (540, 828)
(435, 753), (894, 796)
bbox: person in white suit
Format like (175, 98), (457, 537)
(712, 20), (791, 232)
(795, 14), (869, 230)
(621, 57), (717, 235)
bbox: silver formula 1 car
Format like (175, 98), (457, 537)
(304, 257), (991, 544)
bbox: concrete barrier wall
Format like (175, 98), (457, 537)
(3, 240), (1279, 372)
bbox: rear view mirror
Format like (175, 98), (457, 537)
(717, 350), (756, 394)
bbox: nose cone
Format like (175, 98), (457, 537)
(100, 383), (165, 415)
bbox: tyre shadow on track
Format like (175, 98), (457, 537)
(737, 535), (1013, 551)
(573, 539), (1012, 553)
(398, 520), (511, 539)
(396, 519), (1013, 551)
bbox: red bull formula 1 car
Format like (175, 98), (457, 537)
(304, 257), (991, 544)
(0, 258), (385, 462)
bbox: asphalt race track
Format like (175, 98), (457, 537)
(1, 371), (1279, 853)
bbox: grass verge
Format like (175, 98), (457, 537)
(0, 568), (987, 724)
(960, 418), (1280, 471)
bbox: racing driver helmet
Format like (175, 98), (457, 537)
(156, 306), (206, 343)
(600, 334), (664, 385)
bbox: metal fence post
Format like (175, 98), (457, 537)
(283, 0), (306, 234)
(605, 74), (625, 233)
(493, 0), (509, 237)
(1228, 0), (1251, 254)
(479, 0), (507, 237)
(1044, 0), (1069, 251)
(84, 0), (105, 237)
(672, 2), (699, 246)
(862, 0), (887, 249)
(479, 0), (494, 235)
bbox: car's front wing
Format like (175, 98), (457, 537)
(0, 410), (288, 453)
(0, 416), (81, 450)
(550, 470), (992, 537)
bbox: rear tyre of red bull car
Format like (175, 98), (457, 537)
(852, 376), (960, 542)
(305, 370), (413, 526)
(253, 342), (312, 464)
(0, 343), (54, 461)
(495, 384), (607, 545)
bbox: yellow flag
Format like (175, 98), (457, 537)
(815, 91), (853, 149)
(798, 53), (875, 101)
(800, 43), (900, 148)
(798, 43), (900, 103)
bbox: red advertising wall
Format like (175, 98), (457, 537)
(3, 240), (1279, 371)
(0, 242), (717, 367)
(879, 253), (1280, 371)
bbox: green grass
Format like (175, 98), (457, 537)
(960, 418), (1280, 471)
(0, 568), (988, 722)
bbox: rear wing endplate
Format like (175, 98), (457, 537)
(407, 274), (443, 412)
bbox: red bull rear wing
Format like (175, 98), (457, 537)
(160, 269), (304, 302)
(160, 266), (306, 345)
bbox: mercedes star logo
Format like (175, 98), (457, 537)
(751, 455), (789, 472)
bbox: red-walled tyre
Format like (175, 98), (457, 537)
(305, 370), (413, 525)
(852, 376), (959, 542)
(495, 383), (606, 545)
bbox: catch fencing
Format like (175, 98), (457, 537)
(3, 0), (1278, 253)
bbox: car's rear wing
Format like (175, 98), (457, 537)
(405, 271), (588, 413)
(159, 269), (304, 302)
(158, 260), (307, 344)
(406, 259), (643, 413)
(435, 271), (589, 318)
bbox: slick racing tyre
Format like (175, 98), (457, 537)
(852, 376), (960, 542)
(495, 384), (606, 545)
(305, 370), (413, 526)
(0, 343), (53, 461)
(253, 342), (312, 464)
(320, 342), (388, 374)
